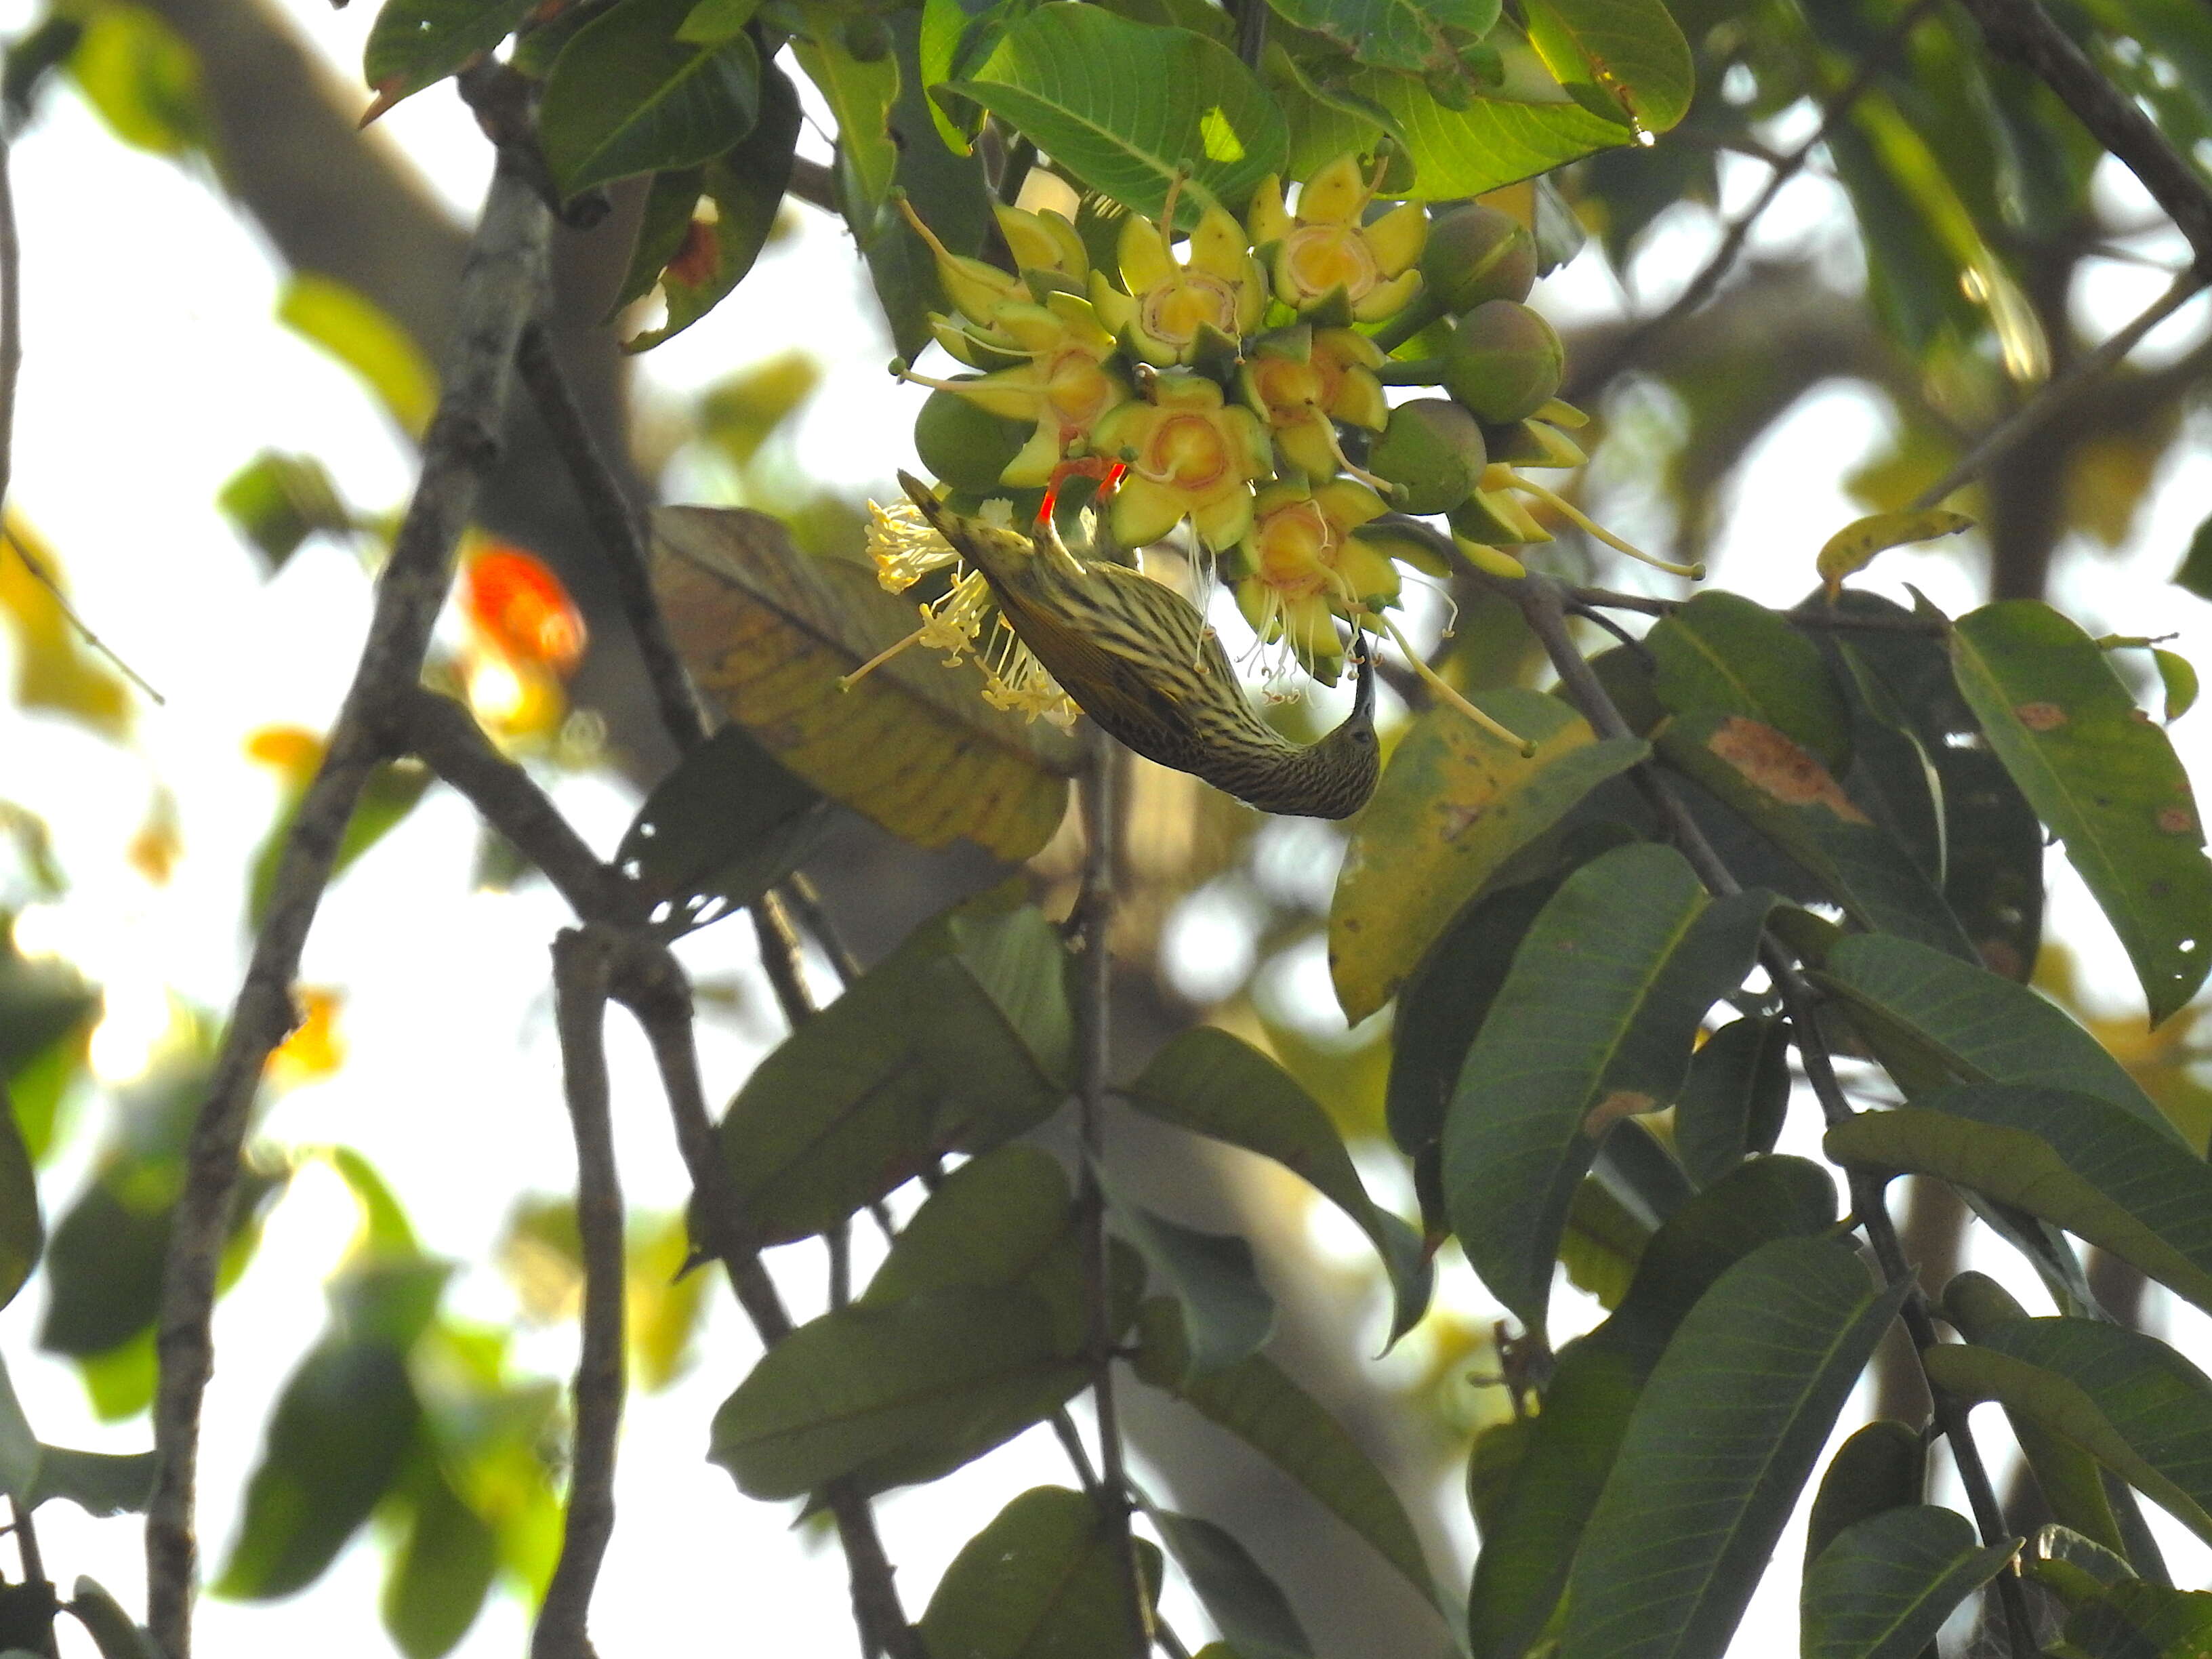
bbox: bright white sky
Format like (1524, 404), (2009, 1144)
(0, 3), (2209, 1653)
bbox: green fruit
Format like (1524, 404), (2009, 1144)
(1422, 204), (1537, 311)
(914, 388), (1031, 491)
(1368, 400), (1488, 514)
(1442, 300), (1564, 426)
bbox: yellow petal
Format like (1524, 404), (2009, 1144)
(1351, 268), (1425, 323)
(1193, 486), (1257, 550)
(1118, 211), (1176, 294)
(1315, 326), (1384, 369)
(1088, 273), (1137, 334)
(1090, 401), (1151, 458)
(1317, 478), (1389, 528)
(1113, 476), (1187, 546)
(1363, 201), (1428, 277)
(1246, 175), (1292, 245)
(1189, 207), (1253, 281)
(996, 204), (1067, 275)
(991, 300), (1069, 354)
(1336, 539), (1401, 603)
(1233, 263), (1269, 333)
(1328, 365), (1389, 430)
(1277, 415), (1339, 480)
(1044, 289), (1115, 350)
(1152, 371), (1227, 411)
(1039, 209), (1090, 280)
(1222, 405), (1273, 476)
(1252, 477), (1309, 516)
(1296, 154), (1368, 226)
(1284, 592), (1344, 680)
(1001, 419), (1065, 487)
(953, 372), (1042, 422)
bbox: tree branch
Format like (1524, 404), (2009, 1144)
(533, 926), (628, 1659)
(1950, 0), (2212, 270)
(146, 162), (552, 1658)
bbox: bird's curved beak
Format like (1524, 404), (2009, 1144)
(1349, 635), (1377, 726)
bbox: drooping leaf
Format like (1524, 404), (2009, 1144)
(1655, 710), (1975, 962)
(276, 275), (438, 438)
(1330, 689), (1646, 1022)
(1815, 510), (1975, 599)
(1132, 1300), (1443, 1617)
(1121, 1027), (1430, 1342)
(539, 0), (762, 198)
(1811, 933), (2170, 1134)
(716, 893), (1073, 1248)
(1147, 1508), (1313, 1659)
(1803, 1420), (1927, 1570)
(1923, 1318), (2212, 1547)
(615, 722), (828, 934)
(1800, 1506), (2016, 1659)
(1673, 1015), (1790, 1189)
(65, 1579), (156, 1659)
(1467, 1157), (1837, 1659)
(1559, 1237), (1910, 1659)
(1262, 0), (1500, 76)
(380, 1463), (497, 1659)
(1826, 1087), (2212, 1313)
(1647, 592), (1851, 773)
(949, 4), (1288, 223)
(1443, 843), (1772, 1334)
(361, 0), (537, 116)
(2154, 650), (2198, 724)
(1829, 639), (1944, 888)
(1559, 1176), (1649, 1309)
(216, 1339), (423, 1599)
(1100, 1178), (1275, 1377)
(654, 506), (1078, 861)
(1950, 600), (2212, 1023)
(919, 1486), (1163, 1659)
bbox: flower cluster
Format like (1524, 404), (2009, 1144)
(886, 148), (1682, 719)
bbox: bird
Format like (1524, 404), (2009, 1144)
(898, 472), (1380, 819)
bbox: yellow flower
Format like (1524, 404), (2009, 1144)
(900, 295), (1131, 487)
(1227, 478), (1397, 682)
(1092, 372), (1273, 550)
(993, 202), (1089, 293)
(1247, 152), (1427, 322)
(1239, 326), (1389, 480)
(1088, 187), (1266, 367)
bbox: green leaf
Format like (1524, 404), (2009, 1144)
(362, 0), (537, 114)
(621, 65), (802, 350)
(276, 275), (438, 438)
(1800, 1506), (2016, 1659)
(1647, 592), (1851, 773)
(2173, 512), (2212, 601)
(2062, 1579), (2212, 1659)
(1829, 638), (1944, 886)
(708, 1285), (1086, 1498)
(2154, 650), (2198, 724)
(1467, 1157), (1837, 1659)
(217, 452), (353, 573)
(678, 0), (761, 43)
(1803, 1420), (1927, 1570)
(68, 3), (207, 158)
(1812, 933), (2171, 1134)
(794, 1), (901, 235)
(1262, 0), (1500, 76)
(861, 1145), (1076, 1311)
(1654, 710), (1975, 962)
(716, 893), (1073, 1248)
(1950, 600), (2212, 1023)
(1559, 1177), (1647, 1309)
(653, 505), (1078, 860)
(216, 1339), (423, 1599)
(1673, 1015), (1790, 1189)
(920, 1486), (1164, 1659)
(66, 1579), (157, 1659)
(1828, 1087), (2212, 1314)
(539, 0), (762, 198)
(380, 1465), (496, 1659)
(0, 1355), (155, 1518)
(1814, 510), (1975, 599)
(1560, 1237), (1910, 1659)
(1132, 1300), (1443, 1618)
(0, 1081), (39, 1313)
(949, 3), (1288, 223)
(250, 760), (432, 929)
(1923, 1318), (2212, 1547)
(1443, 843), (1771, 1334)
(1121, 1027), (1430, 1343)
(1329, 689), (1646, 1021)
(1147, 1509), (1313, 1659)
(1101, 1180), (1274, 1377)
(615, 722), (827, 934)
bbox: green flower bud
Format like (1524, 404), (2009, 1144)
(1442, 300), (1563, 426)
(914, 386), (1032, 492)
(1420, 204), (1536, 312)
(1368, 399), (1488, 514)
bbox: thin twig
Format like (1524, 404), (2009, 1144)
(1950, 0), (2212, 269)
(0, 525), (165, 704)
(146, 163), (552, 1659)
(780, 871), (863, 985)
(534, 927), (628, 1659)
(751, 890), (815, 1029)
(1572, 0), (1942, 393)
(1071, 735), (1149, 1652)
(1912, 270), (2209, 510)
(515, 321), (708, 755)
(1511, 571), (2039, 1658)
(615, 947), (921, 1659)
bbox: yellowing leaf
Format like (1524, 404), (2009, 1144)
(277, 274), (438, 438)
(266, 988), (345, 1086)
(1816, 509), (1973, 599)
(652, 506), (1079, 861)
(0, 516), (131, 739)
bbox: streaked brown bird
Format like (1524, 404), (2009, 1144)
(900, 472), (1380, 819)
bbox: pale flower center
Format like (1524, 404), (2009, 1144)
(1045, 350), (1117, 434)
(1251, 356), (1328, 424)
(1283, 225), (1379, 302)
(1254, 502), (1336, 596)
(1141, 273), (1239, 347)
(1143, 413), (1231, 491)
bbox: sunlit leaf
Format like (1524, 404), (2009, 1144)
(1950, 600), (2212, 1023)
(380, 1463), (497, 1659)
(217, 452), (353, 573)
(1263, 0), (1500, 76)
(277, 274), (439, 438)
(1800, 1506), (2016, 1659)
(1560, 1237), (1910, 1658)
(68, 3), (207, 157)
(0, 1081), (39, 1313)
(539, 0), (762, 197)
(1443, 843), (1771, 1335)
(1329, 689), (1645, 1022)
(2154, 649), (2198, 724)
(794, 1), (899, 234)
(0, 516), (131, 739)
(654, 506), (1078, 861)
(1816, 510), (1975, 599)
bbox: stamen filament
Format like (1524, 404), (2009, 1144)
(1365, 609), (1538, 755)
(841, 623), (930, 689)
(1502, 475), (1705, 579)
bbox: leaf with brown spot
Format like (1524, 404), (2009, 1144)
(1328, 689), (1646, 1023)
(1952, 601), (2212, 1024)
(653, 506), (1078, 861)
